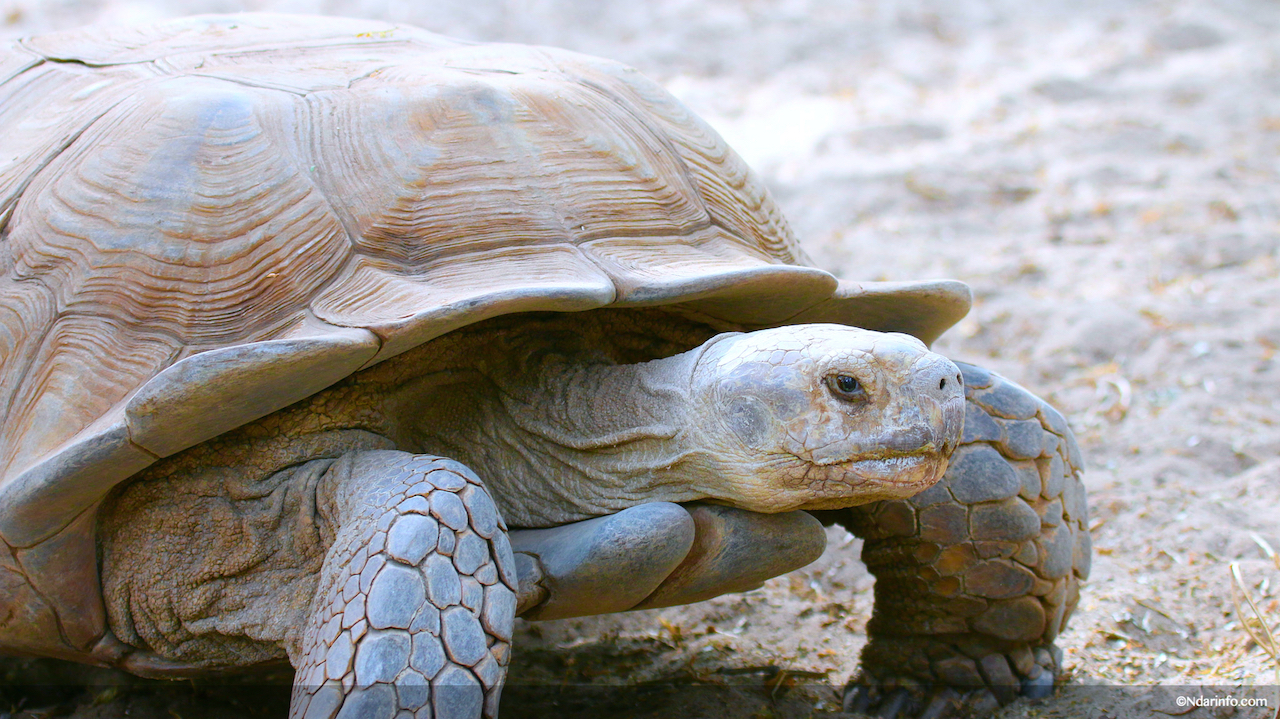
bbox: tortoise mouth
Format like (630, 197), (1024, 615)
(794, 450), (948, 504)
(845, 451), (947, 490)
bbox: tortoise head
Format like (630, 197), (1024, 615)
(687, 324), (965, 512)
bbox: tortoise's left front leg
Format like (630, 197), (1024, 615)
(290, 451), (517, 719)
(826, 363), (1091, 718)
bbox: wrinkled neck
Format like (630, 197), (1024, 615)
(418, 347), (717, 528)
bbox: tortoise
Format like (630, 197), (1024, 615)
(0, 13), (1090, 719)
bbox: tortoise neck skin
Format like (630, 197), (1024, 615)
(417, 324), (966, 529)
(442, 349), (715, 528)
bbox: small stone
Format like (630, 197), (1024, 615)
(410, 605), (440, 635)
(426, 468), (468, 491)
(437, 526), (455, 555)
(964, 560), (1036, 599)
(1037, 499), (1064, 528)
(454, 533), (488, 576)
(431, 491), (470, 530)
(964, 690), (1001, 715)
(1031, 577), (1056, 596)
(957, 362), (992, 389)
(342, 596), (365, 629)
(397, 496), (431, 515)
(979, 654), (1018, 704)
(943, 595), (989, 617)
(360, 555), (386, 594)
(326, 631), (354, 681)
(1037, 524), (1074, 579)
(368, 563), (427, 630)
(948, 445), (1021, 503)
(441, 606), (488, 666)
(460, 577), (483, 612)
(932, 655), (984, 686)
(912, 542), (941, 564)
(302, 683), (343, 719)
(395, 670), (431, 711)
(1040, 455), (1065, 499)
(341, 575), (361, 603)
(908, 482), (952, 507)
(974, 540), (1018, 559)
(387, 515), (439, 566)
(1038, 403), (1069, 438)
(432, 666), (483, 719)
(354, 630), (411, 685)
(424, 554), (462, 606)
(1009, 646), (1036, 676)
(1013, 461), (1041, 500)
(481, 585), (516, 642)
(962, 402), (1002, 443)
(875, 500), (916, 536)
(1064, 432), (1085, 474)
(491, 533), (518, 589)
(933, 543), (979, 576)
(971, 498), (1040, 542)
(1014, 541), (1039, 568)
(1064, 477), (1088, 523)
(472, 652), (503, 689)
(375, 510), (396, 535)
(999, 419), (1044, 460)
(473, 563), (498, 585)
(919, 503), (968, 545)
(1074, 529), (1092, 580)
(972, 378), (1040, 420)
(972, 598), (1047, 642)
(1040, 432), (1060, 459)
(410, 633), (446, 677)
(1021, 668), (1055, 699)
(460, 486), (500, 538)
(335, 684), (397, 719)
(929, 576), (962, 598)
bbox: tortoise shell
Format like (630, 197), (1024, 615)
(0, 13), (969, 660)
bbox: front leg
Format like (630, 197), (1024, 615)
(291, 452), (517, 719)
(832, 363), (1091, 717)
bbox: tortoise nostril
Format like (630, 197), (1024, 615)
(939, 378), (946, 390)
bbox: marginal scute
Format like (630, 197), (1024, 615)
(0, 414), (154, 547)
(125, 325), (380, 457)
(785, 279), (972, 346)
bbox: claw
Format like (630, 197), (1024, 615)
(1020, 667), (1055, 699)
(875, 689), (913, 718)
(962, 689), (1001, 715)
(843, 683), (875, 714)
(919, 688), (961, 719)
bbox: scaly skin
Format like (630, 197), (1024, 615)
(822, 363), (1090, 718)
(290, 452), (517, 719)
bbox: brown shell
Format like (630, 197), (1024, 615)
(0, 13), (968, 658)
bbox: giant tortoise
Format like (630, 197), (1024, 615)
(0, 13), (1090, 719)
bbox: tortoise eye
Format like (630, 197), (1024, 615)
(828, 373), (865, 400)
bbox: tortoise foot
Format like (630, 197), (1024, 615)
(844, 641), (1060, 717)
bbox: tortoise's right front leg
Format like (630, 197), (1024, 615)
(290, 451), (517, 719)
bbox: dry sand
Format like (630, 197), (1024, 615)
(1, 1), (1278, 717)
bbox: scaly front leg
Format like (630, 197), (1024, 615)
(290, 451), (517, 719)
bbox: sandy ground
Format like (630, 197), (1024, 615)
(2, 1), (1279, 717)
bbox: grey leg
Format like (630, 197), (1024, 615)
(833, 363), (1090, 717)
(289, 452), (517, 719)
(508, 503), (827, 620)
